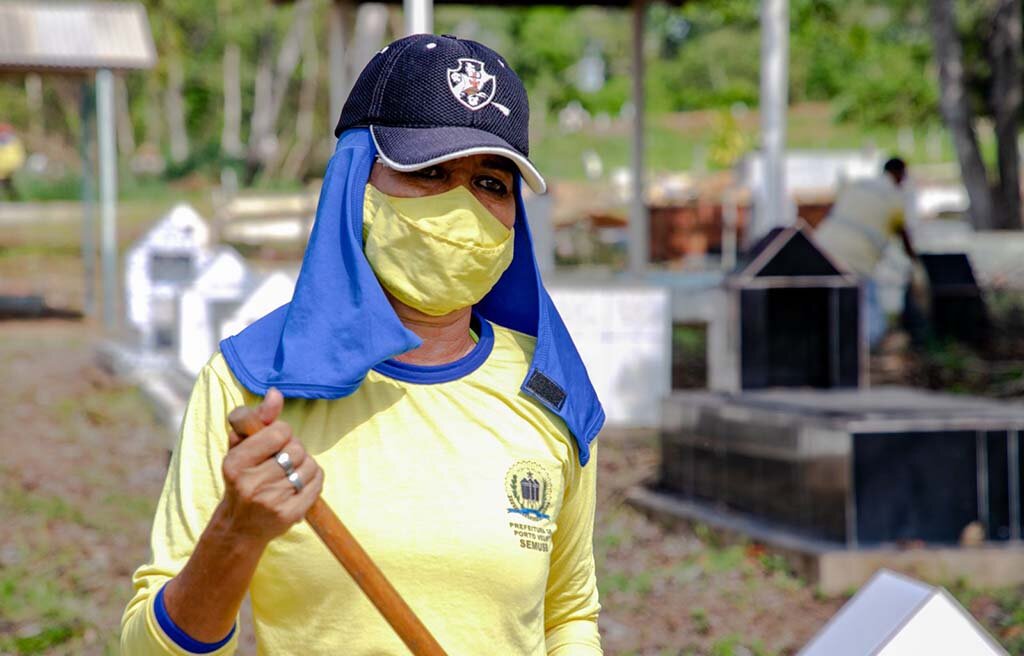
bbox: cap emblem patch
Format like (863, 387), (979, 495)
(447, 58), (509, 116)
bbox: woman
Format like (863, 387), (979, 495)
(121, 33), (604, 655)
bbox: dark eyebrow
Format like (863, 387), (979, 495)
(479, 156), (516, 176)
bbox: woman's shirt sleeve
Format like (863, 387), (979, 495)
(544, 441), (603, 655)
(120, 359), (245, 655)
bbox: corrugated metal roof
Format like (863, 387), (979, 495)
(0, 2), (156, 72)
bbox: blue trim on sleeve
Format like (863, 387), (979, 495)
(372, 311), (494, 384)
(155, 584), (235, 653)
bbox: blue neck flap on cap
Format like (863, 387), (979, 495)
(219, 128), (604, 466)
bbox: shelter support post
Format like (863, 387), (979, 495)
(404, 0), (432, 35)
(628, 0), (647, 275)
(754, 0), (789, 241)
(80, 80), (96, 318)
(96, 68), (118, 329)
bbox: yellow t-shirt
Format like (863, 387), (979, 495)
(120, 321), (602, 655)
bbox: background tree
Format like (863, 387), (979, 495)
(930, 0), (1023, 231)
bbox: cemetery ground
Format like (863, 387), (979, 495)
(4, 246), (1024, 654)
(0, 314), (842, 656)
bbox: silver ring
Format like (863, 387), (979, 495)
(287, 471), (304, 493)
(274, 451), (295, 476)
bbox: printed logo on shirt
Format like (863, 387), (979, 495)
(505, 460), (554, 553)
(505, 460), (552, 521)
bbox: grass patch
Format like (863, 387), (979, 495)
(703, 545), (748, 574)
(709, 634), (777, 656)
(600, 570), (655, 595)
(1, 484), (86, 526)
(947, 580), (1024, 654)
(7, 622), (78, 655)
(0, 567), (81, 654)
(690, 606), (711, 635)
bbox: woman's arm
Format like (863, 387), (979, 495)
(544, 441), (603, 656)
(121, 360), (322, 654)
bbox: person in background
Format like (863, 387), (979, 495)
(814, 157), (927, 349)
(0, 124), (25, 200)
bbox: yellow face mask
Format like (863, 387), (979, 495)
(362, 183), (515, 316)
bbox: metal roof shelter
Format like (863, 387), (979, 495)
(0, 2), (156, 328)
(0, 2), (155, 72)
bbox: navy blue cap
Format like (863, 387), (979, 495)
(335, 33), (546, 194)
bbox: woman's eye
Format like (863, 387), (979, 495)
(409, 166), (445, 180)
(476, 176), (508, 195)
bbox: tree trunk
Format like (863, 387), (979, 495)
(25, 74), (44, 143)
(327, 0), (356, 128)
(352, 4), (389, 74)
(144, 74), (163, 148)
(165, 57), (190, 164)
(988, 0), (1023, 230)
(116, 75), (137, 159)
(50, 79), (83, 146)
(929, 0), (995, 230)
(267, 0), (313, 128)
(280, 29), (320, 181)
(245, 0), (313, 182)
(245, 36), (274, 184)
(222, 43), (243, 159)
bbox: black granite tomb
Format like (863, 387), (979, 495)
(919, 252), (990, 346)
(711, 223), (864, 392)
(659, 389), (1024, 546)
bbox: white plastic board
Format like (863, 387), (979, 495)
(546, 284), (671, 427)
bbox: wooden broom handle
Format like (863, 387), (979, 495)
(227, 406), (447, 656)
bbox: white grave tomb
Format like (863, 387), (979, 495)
(177, 246), (254, 376)
(547, 285), (671, 427)
(799, 569), (1007, 656)
(125, 203), (211, 349)
(742, 149), (882, 200)
(220, 270), (297, 341)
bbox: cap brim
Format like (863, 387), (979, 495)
(370, 125), (547, 194)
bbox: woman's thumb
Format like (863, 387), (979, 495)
(257, 387), (284, 425)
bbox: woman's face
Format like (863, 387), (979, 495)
(369, 154), (518, 229)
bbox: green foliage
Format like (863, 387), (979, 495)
(9, 171), (84, 202)
(409, 2), (942, 127)
(0, 0), (952, 188)
(648, 28), (762, 111)
(795, 2), (939, 126)
(709, 110), (752, 167)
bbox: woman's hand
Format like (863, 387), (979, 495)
(217, 388), (324, 546)
(161, 388), (324, 643)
